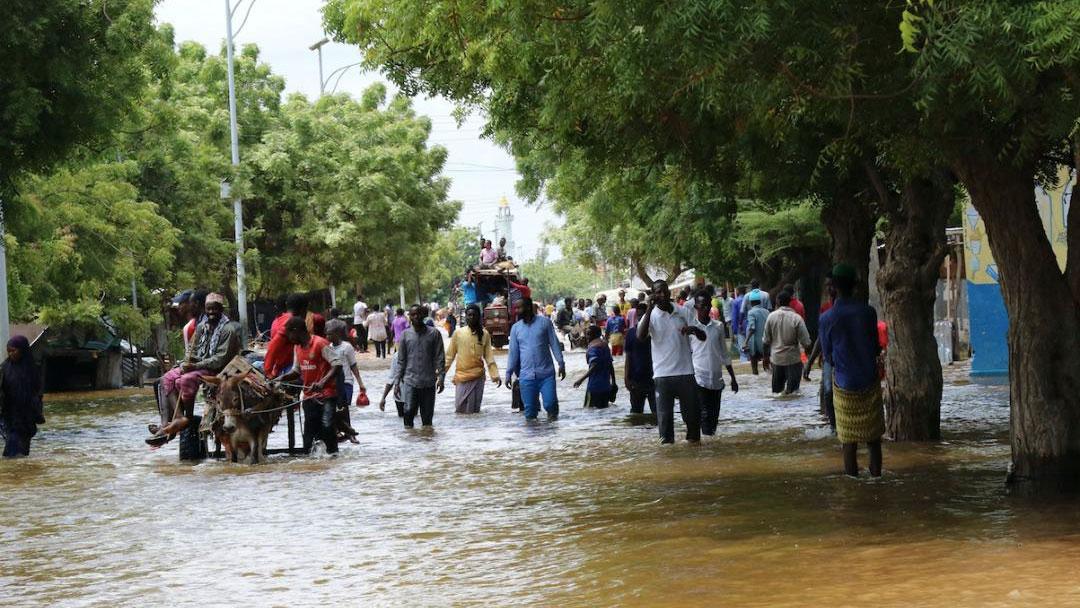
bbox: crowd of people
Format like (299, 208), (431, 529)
(430, 265), (884, 476)
(122, 258), (887, 477)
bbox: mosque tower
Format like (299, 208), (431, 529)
(494, 195), (515, 259)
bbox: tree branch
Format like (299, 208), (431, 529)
(777, 61), (918, 102)
(631, 256), (654, 288)
(665, 262), (684, 283)
(863, 159), (898, 215)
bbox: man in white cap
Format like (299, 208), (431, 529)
(147, 293), (241, 445)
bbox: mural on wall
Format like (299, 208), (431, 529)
(1034, 166), (1072, 268)
(963, 166), (1073, 375)
(965, 166), (1072, 282)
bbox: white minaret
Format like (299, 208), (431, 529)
(495, 196), (515, 258)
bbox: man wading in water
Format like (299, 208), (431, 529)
(443, 304), (501, 414)
(637, 279), (705, 444)
(762, 290), (812, 395)
(395, 304), (446, 428)
(506, 296), (565, 421)
(690, 291), (738, 436)
(276, 316), (344, 454)
(818, 264), (885, 477)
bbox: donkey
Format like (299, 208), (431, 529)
(201, 372), (288, 464)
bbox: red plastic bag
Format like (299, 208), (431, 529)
(356, 389), (370, 407)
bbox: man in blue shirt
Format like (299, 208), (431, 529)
(506, 297), (566, 420)
(460, 270), (478, 306)
(819, 264), (884, 477)
(731, 286), (746, 357)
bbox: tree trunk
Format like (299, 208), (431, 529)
(798, 253), (828, 341)
(877, 172), (953, 441)
(954, 155), (1080, 494)
(821, 189), (876, 303)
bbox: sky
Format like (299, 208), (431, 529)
(154, 0), (561, 260)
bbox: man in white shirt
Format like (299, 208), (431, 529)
(352, 295), (369, 353)
(763, 290), (812, 395)
(637, 279), (705, 444)
(690, 292), (739, 436)
(718, 288), (734, 335)
(587, 295), (607, 326)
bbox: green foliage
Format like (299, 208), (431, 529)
(520, 254), (600, 304)
(323, 0), (860, 281)
(418, 226), (480, 304)
(900, 1), (933, 52)
(733, 201), (828, 267)
(120, 38), (283, 292)
(0, 0), (158, 185)
(4, 26), (458, 335)
(245, 87), (458, 297)
(8, 161), (178, 333)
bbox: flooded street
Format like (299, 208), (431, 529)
(3, 351), (1079, 607)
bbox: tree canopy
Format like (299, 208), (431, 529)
(5, 25), (458, 336)
(0, 0), (158, 188)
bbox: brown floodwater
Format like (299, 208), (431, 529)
(2, 352), (1078, 607)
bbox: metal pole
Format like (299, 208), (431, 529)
(225, 0), (249, 343)
(0, 200), (9, 359)
(317, 45), (325, 95)
(131, 278), (138, 310)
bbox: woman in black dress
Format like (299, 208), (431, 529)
(1, 335), (44, 458)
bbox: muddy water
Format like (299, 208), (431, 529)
(2, 352), (1079, 607)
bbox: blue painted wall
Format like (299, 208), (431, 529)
(966, 282), (1009, 376)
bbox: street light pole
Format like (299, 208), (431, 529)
(225, 0), (249, 342)
(310, 37), (328, 95)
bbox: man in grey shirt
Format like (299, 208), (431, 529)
(395, 304), (446, 428)
(763, 290), (812, 395)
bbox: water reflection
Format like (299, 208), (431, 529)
(2, 355), (1077, 607)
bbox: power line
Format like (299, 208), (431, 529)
(444, 162), (518, 170)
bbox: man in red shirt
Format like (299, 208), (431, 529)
(510, 277), (531, 299)
(276, 316), (343, 454)
(784, 284), (806, 319)
(263, 293), (308, 378)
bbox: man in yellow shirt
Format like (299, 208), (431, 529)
(616, 289), (632, 316)
(443, 304), (502, 413)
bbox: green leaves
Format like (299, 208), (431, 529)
(243, 88), (457, 297)
(0, 0), (158, 184)
(900, 0), (934, 52)
(8, 161), (179, 332)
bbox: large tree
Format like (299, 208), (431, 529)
(244, 85), (458, 298)
(118, 35), (458, 303)
(902, 0), (1080, 490)
(1, 1), (161, 338)
(322, 0), (1080, 478)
